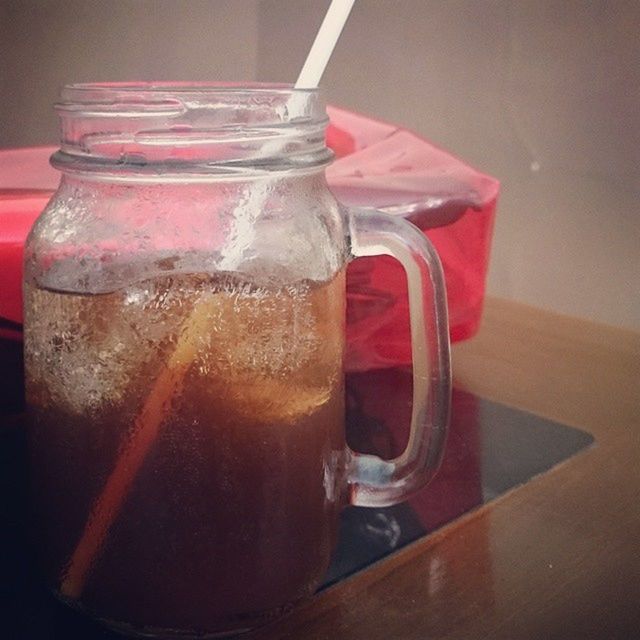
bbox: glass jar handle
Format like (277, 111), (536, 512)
(346, 209), (451, 507)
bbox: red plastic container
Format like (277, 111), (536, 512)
(0, 147), (58, 340)
(0, 108), (498, 370)
(326, 107), (498, 370)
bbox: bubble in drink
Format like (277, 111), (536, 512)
(24, 270), (346, 635)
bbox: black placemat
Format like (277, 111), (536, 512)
(323, 370), (594, 587)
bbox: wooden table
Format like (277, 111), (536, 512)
(255, 297), (640, 639)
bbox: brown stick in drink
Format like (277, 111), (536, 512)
(60, 298), (213, 599)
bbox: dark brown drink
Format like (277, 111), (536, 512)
(24, 270), (346, 636)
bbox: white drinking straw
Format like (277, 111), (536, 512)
(296, 0), (356, 89)
(219, 0), (357, 270)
